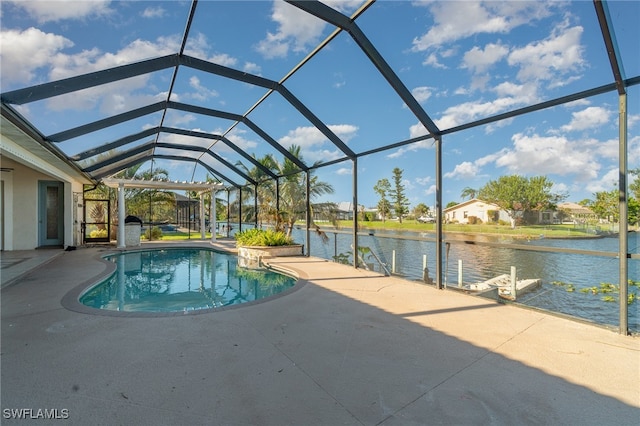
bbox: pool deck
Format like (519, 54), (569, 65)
(1, 241), (639, 425)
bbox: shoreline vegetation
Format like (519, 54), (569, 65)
(321, 220), (634, 240)
(139, 221), (635, 241)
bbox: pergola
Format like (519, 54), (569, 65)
(1, 0), (638, 333)
(102, 178), (224, 247)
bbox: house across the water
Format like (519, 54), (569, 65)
(444, 199), (597, 225)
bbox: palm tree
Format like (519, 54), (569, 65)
(460, 187), (477, 200)
(235, 155), (279, 226)
(236, 145), (336, 238)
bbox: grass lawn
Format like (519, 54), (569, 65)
(144, 231), (218, 241)
(144, 221), (614, 241)
(328, 220), (601, 238)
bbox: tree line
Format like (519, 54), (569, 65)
(374, 169), (640, 226)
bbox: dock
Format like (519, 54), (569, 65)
(467, 273), (542, 300)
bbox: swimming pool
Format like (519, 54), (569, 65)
(79, 248), (297, 313)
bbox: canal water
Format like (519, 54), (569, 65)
(289, 227), (639, 332)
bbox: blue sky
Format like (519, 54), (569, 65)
(1, 0), (639, 209)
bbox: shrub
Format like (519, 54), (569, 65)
(89, 228), (108, 238)
(467, 216), (483, 225)
(235, 228), (294, 247)
(143, 226), (163, 240)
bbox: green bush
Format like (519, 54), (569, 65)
(143, 226), (163, 240)
(467, 216), (482, 225)
(89, 228), (108, 238)
(235, 228), (294, 247)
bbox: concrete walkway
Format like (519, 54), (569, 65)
(1, 242), (638, 425)
(1, 247), (65, 288)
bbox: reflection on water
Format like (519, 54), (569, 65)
(293, 228), (639, 332)
(80, 249), (296, 312)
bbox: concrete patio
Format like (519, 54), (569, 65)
(1, 242), (639, 425)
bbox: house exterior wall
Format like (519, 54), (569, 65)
(445, 200), (507, 224)
(1, 153), (85, 250)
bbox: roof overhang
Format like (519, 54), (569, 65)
(0, 108), (94, 185)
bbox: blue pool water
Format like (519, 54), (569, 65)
(80, 248), (297, 313)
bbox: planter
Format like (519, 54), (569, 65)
(237, 245), (304, 269)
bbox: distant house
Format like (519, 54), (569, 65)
(557, 202), (597, 224)
(320, 202), (376, 221)
(445, 199), (596, 226)
(444, 199), (509, 224)
(309, 201), (359, 221)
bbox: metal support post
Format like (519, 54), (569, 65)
(306, 170), (311, 257)
(618, 93), (628, 334)
(211, 190), (216, 243)
(117, 183), (125, 248)
(352, 158), (358, 268)
(200, 192), (206, 239)
(435, 136), (443, 289)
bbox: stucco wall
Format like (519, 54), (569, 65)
(4, 158), (46, 249)
(1, 157), (84, 250)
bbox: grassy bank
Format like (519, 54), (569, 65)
(145, 231), (215, 241)
(143, 221), (621, 241)
(328, 220), (606, 239)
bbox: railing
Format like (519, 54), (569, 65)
(355, 245), (391, 276)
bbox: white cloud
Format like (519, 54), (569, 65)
(560, 106), (611, 132)
(422, 53), (446, 68)
(628, 114), (640, 129)
(243, 62), (262, 75)
(552, 182), (569, 195)
(387, 138), (433, 158)
(412, 1), (552, 52)
(508, 22), (585, 84)
(278, 124), (357, 163)
(0, 27), (73, 87)
(187, 76), (219, 101)
(160, 131), (212, 149)
(209, 53), (238, 67)
(402, 179), (415, 191)
(411, 86), (433, 104)
(408, 123), (429, 139)
(278, 124), (359, 148)
(444, 161), (479, 180)
(484, 117), (514, 134)
(6, 0), (112, 23)
(255, 1), (327, 59)
(226, 128), (258, 151)
(320, 0), (362, 13)
(494, 132), (600, 181)
(163, 112), (197, 127)
(424, 184), (436, 196)
(434, 95), (530, 130)
(336, 167), (352, 175)
(141, 6), (165, 19)
(585, 168), (618, 193)
(416, 176), (432, 186)
(7, 34), (184, 113)
(492, 81), (538, 101)
(564, 99), (591, 109)
(50, 35), (181, 81)
(462, 43), (509, 74)
(469, 74), (491, 92)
